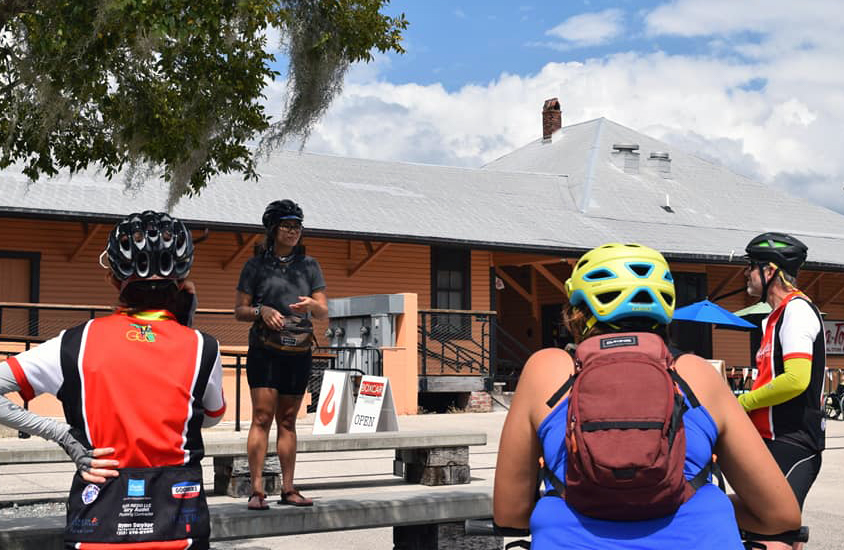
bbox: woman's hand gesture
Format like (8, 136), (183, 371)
(260, 305), (285, 330)
(289, 296), (316, 314)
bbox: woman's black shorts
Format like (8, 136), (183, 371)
(246, 345), (312, 396)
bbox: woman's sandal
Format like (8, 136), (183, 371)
(278, 489), (314, 507)
(247, 492), (269, 511)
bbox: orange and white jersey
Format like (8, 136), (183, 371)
(7, 310), (225, 467)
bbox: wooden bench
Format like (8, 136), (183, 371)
(0, 430), (487, 496)
(0, 487), (498, 550)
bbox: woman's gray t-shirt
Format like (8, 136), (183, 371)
(237, 253), (326, 316)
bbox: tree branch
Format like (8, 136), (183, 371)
(0, 0), (37, 29)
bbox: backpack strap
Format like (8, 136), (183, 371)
(687, 456), (721, 492)
(669, 369), (701, 408)
(546, 373), (576, 408)
(541, 463), (567, 499)
(545, 458), (719, 500)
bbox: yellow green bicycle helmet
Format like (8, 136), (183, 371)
(565, 243), (675, 325)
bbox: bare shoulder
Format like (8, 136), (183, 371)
(520, 348), (574, 385)
(514, 348), (574, 426)
(674, 353), (732, 430)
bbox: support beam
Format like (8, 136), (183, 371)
(709, 267), (744, 299)
(532, 263), (567, 295)
(67, 223), (103, 262)
(223, 233), (260, 270)
(820, 282), (844, 309)
(348, 242), (391, 277)
(802, 272), (825, 292)
(494, 268), (534, 306)
(530, 268), (539, 320)
(193, 228), (210, 245)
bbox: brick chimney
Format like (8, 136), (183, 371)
(542, 98), (562, 142)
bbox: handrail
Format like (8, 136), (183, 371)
(417, 326), (486, 363)
(417, 339), (481, 374)
(417, 310), (492, 378)
(492, 319), (533, 357)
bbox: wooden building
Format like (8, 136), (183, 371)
(3, 102), (844, 419)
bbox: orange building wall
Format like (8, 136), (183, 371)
(1, 217), (498, 420)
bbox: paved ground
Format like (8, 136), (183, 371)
(1, 409), (842, 549)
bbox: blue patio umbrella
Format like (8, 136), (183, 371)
(672, 299), (756, 330)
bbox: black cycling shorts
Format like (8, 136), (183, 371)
(765, 438), (822, 509)
(246, 345), (312, 396)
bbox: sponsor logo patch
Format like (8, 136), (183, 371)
(599, 335), (639, 349)
(126, 323), (156, 342)
(68, 517), (99, 534)
(127, 478), (145, 497)
(81, 483), (100, 505)
(171, 481), (201, 499)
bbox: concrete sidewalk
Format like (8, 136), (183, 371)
(1, 411), (842, 549)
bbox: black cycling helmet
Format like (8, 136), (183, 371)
(745, 232), (807, 277)
(107, 211), (194, 281)
(262, 199), (304, 229)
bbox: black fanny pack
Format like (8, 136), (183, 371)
(255, 315), (315, 353)
(65, 465), (209, 547)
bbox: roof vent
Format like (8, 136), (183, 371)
(612, 143), (639, 152)
(648, 151), (672, 178)
(611, 143), (640, 174)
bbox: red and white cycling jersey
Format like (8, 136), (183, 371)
(751, 292), (825, 451)
(7, 310), (226, 549)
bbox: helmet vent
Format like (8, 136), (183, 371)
(584, 268), (615, 281)
(627, 263), (653, 277)
(596, 291), (620, 305)
(663, 271), (674, 282)
(661, 292), (674, 307)
(159, 252), (173, 276)
(136, 251), (150, 278)
(630, 290), (654, 304)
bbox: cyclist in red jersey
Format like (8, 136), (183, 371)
(740, 232), (824, 511)
(0, 211), (226, 550)
(740, 232), (823, 550)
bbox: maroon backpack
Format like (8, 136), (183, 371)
(544, 332), (712, 521)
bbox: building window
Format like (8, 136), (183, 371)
(431, 247), (470, 339)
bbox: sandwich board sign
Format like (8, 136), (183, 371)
(312, 370), (355, 434)
(349, 375), (399, 433)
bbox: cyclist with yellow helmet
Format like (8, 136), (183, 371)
(494, 243), (799, 549)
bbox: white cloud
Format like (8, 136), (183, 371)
(454, 9), (466, 19)
(544, 9), (624, 48)
(259, 2), (844, 215)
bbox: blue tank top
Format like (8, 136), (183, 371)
(531, 395), (743, 549)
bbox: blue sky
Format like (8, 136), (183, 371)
(261, 0), (844, 214)
(379, 1), (714, 91)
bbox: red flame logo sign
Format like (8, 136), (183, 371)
(319, 384), (336, 426)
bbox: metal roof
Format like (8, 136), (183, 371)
(2, 117), (843, 269)
(484, 118), (844, 269)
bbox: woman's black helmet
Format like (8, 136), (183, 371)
(745, 232), (807, 277)
(262, 199), (303, 229)
(107, 211), (194, 281)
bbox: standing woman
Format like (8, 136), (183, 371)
(235, 199), (328, 510)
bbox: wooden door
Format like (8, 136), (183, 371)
(0, 258), (31, 335)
